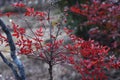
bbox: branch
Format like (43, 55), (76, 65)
(0, 52), (20, 80)
(0, 19), (26, 80)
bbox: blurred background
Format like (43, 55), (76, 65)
(0, 0), (120, 80)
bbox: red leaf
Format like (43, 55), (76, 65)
(4, 12), (14, 17)
(25, 7), (35, 16)
(12, 2), (25, 7)
(35, 11), (46, 17)
(69, 56), (75, 64)
(12, 32), (19, 38)
(19, 27), (25, 34)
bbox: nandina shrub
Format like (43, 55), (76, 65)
(64, 28), (120, 80)
(0, 1), (120, 80)
(65, 0), (120, 55)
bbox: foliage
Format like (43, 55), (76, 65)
(63, 0), (120, 55)
(0, 1), (120, 80)
(64, 28), (120, 80)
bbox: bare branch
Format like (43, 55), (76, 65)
(0, 19), (26, 80)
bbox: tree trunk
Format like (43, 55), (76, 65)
(48, 61), (53, 80)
